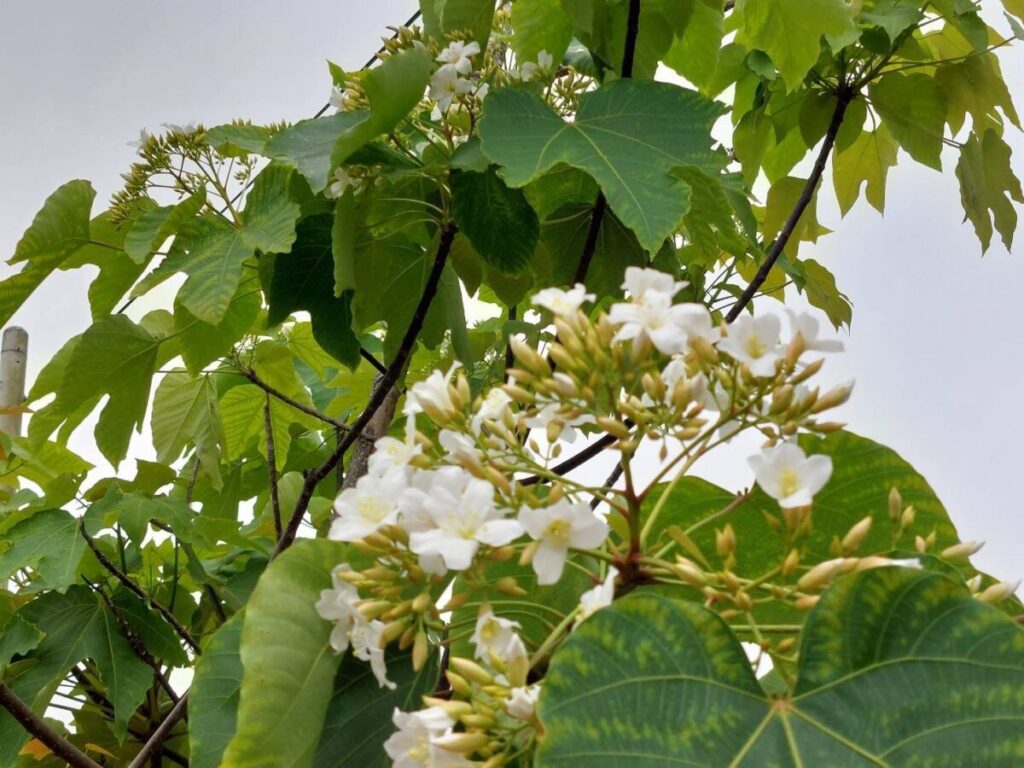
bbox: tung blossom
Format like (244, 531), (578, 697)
(471, 607), (522, 664)
(436, 40), (480, 75)
(367, 429), (422, 477)
(718, 314), (782, 377)
(519, 499), (609, 584)
(329, 467), (407, 541)
(787, 309), (844, 353)
(384, 707), (472, 768)
(519, 50), (554, 81)
(506, 684), (541, 720)
(325, 166), (360, 199)
(578, 566), (619, 622)
(748, 442), (833, 508)
(351, 618), (395, 689)
(404, 362), (461, 418)
(523, 401), (595, 443)
(609, 268), (704, 355)
(429, 64), (474, 111)
(314, 564), (361, 653)
(531, 284), (595, 317)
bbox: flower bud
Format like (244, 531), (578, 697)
(888, 487), (902, 522)
(357, 600), (392, 621)
(784, 333), (806, 370)
(673, 560), (706, 587)
(842, 516), (872, 554)
(412, 592), (433, 613)
(966, 575), (983, 593)
(977, 578), (1021, 604)
(495, 576), (528, 597)
(460, 714), (497, 729)
(781, 548), (800, 576)
(715, 524), (736, 558)
(797, 558), (852, 591)
(900, 505), (915, 530)
(440, 592), (470, 612)
(776, 637), (796, 654)
(940, 540), (984, 561)
(811, 383), (853, 414)
(691, 335), (719, 365)
(770, 385), (794, 415)
(511, 336), (549, 375)
(795, 594), (820, 610)
(449, 657), (493, 685)
(412, 628), (429, 671)
(790, 357), (825, 384)
(596, 416), (630, 439)
(642, 372), (666, 403)
(445, 671), (472, 696)
(382, 618), (410, 644)
(518, 539), (539, 567)
(433, 731), (490, 753)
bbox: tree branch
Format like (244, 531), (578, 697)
(264, 392), (283, 540)
(725, 89), (854, 323)
(80, 527), (201, 655)
(126, 693), (189, 768)
(273, 224), (458, 556)
(620, 0), (642, 79)
(0, 684), (103, 768)
(521, 433), (619, 486)
(342, 374), (401, 490)
(242, 367), (371, 441)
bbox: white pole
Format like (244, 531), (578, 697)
(0, 326), (28, 438)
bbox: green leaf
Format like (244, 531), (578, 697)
(663, 0), (725, 92)
(479, 80), (724, 253)
(512, 0), (574, 64)
(268, 47), (432, 192)
(239, 163), (302, 254)
(332, 189), (359, 295)
(190, 613), (244, 768)
(220, 539), (347, 768)
(430, 0), (496, 46)
(110, 589), (189, 667)
(0, 180), (95, 326)
(268, 214), (361, 369)
(762, 176), (824, 251)
(0, 509), (84, 592)
(936, 53), (1021, 136)
(207, 123), (272, 156)
(956, 129), (1023, 252)
(859, 0), (925, 43)
(0, 586), (151, 763)
(737, 0), (856, 91)
(537, 569), (1024, 766)
(174, 284), (261, 374)
(451, 168), (539, 273)
(832, 124), (898, 215)
(0, 614), (44, 675)
(869, 72), (948, 170)
(51, 316), (160, 466)
(151, 372), (225, 489)
(123, 191), (206, 263)
(313, 650), (440, 768)
(792, 257), (853, 329)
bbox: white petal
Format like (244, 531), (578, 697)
(532, 539), (569, 585)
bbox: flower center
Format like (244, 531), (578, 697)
(545, 519), (572, 542)
(357, 496), (389, 523)
(779, 469), (801, 498)
(745, 334), (767, 359)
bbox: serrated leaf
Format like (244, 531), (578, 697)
(207, 123), (272, 156)
(451, 168), (539, 273)
(479, 80), (724, 253)
(0, 509), (84, 592)
(870, 72), (947, 170)
(832, 124), (898, 215)
(190, 613), (244, 768)
(220, 539), (347, 768)
(537, 569), (1024, 766)
(268, 214), (361, 369)
(956, 128), (1023, 252)
(0, 180), (95, 326)
(737, 0), (856, 91)
(239, 164), (301, 254)
(151, 371), (225, 489)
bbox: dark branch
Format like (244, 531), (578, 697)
(725, 89), (854, 323)
(571, 192), (608, 285)
(0, 684), (103, 768)
(264, 393), (283, 540)
(521, 433), (619, 486)
(360, 347), (388, 375)
(273, 224), (458, 556)
(80, 527), (201, 655)
(126, 694), (189, 768)
(621, 0), (642, 79)
(243, 367), (370, 440)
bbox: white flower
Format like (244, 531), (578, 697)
(518, 499), (609, 584)
(325, 166), (359, 199)
(436, 40), (481, 75)
(367, 433), (422, 477)
(471, 607), (522, 664)
(404, 362), (461, 418)
(786, 310), (843, 353)
(329, 468), (406, 541)
(314, 564), (361, 653)
(578, 566), (618, 622)
(608, 268), (696, 355)
(128, 128), (152, 151)
(351, 618), (395, 689)
(384, 707), (472, 768)
(506, 684), (541, 721)
(718, 314), (782, 377)
(470, 387), (513, 433)
(429, 64), (474, 111)
(675, 303), (720, 348)
(518, 50), (554, 81)
(161, 121), (197, 135)
(329, 85), (358, 112)
(523, 401), (595, 443)
(537, 50), (554, 71)
(532, 284), (595, 317)
(438, 429), (483, 469)
(622, 267), (688, 301)
(405, 467), (523, 573)
(748, 442), (833, 508)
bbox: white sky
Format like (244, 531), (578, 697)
(1, 1), (1022, 583)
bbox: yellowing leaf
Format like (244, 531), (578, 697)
(956, 129), (1024, 252)
(832, 124), (898, 215)
(870, 72), (948, 170)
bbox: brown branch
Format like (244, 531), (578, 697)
(126, 693), (189, 768)
(725, 88), (854, 323)
(80, 527), (201, 655)
(342, 374), (401, 490)
(0, 683), (103, 768)
(273, 223), (458, 556)
(242, 367), (370, 440)
(521, 432), (619, 486)
(264, 392), (283, 540)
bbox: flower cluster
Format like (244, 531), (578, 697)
(429, 40), (487, 112)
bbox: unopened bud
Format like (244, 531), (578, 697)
(445, 670), (472, 696)
(412, 628), (429, 671)
(797, 558), (852, 591)
(691, 336), (719, 365)
(941, 540), (984, 561)
(795, 594), (820, 610)
(770, 385), (794, 415)
(734, 591), (753, 612)
(784, 333), (806, 370)
(358, 600), (392, 621)
(776, 637), (796, 654)
(977, 579), (1021, 604)
(412, 592), (433, 613)
(914, 535), (927, 553)
(673, 558), (706, 587)
(716, 524), (736, 558)
(782, 548), (800, 576)
(519, 539), (539, 567)
(502, 384), (535, 405)
(790, 357), (825, 384)
(596, 416), (630, 439)
(888, 487), (902, 522)
(642, 373), (666, 403)
(900, 506), (915, 530)
(495, 576), (528, 596)
(382, 618), (410, 643)
(440, 592), (470, 612)
(449, 657), (493, 685)
(842, 516), (872, 553)
(811, 383), (853, 414)
(433, 731), (490, 754)
(460, 713), (497, 729)
(510, 336), (549, 375)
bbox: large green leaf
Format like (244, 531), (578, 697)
(0, 586), (152, 765)
(737, 0), (856, 91)
(451, 167), (539, 273)
(267, 214), (361, 369)
(424, 0), (496, 46)
(0, 180), (95, 325)
(174, 282), (262, 374)
(479, 80), (724, 253)
(956, 128), (1023, 252)
(313, 650), (440, 768)
(663, 0), (725, 92)
(0, 509), (84, 592)
(220, 539), (347, 768)
(511, 0), (574, 64)
(190, 613), (244, 768)
(151, 371), (225, 488)
(870, 72), (948, 171)
(123, 191), (206, 263)
(832, 125), (899, 215)
(537, 568), (1024, 766)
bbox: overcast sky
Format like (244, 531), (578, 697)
(1, 1), (1022, 583)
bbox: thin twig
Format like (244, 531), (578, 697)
(126, 694), (189, 768)
(273, 224), (458, 556)
(0, 684), (103, 768)
(521, 433), (619, 486)
(243, 367), (369, 438)
(264, 392), (283, 540)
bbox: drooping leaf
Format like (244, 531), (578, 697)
(451, 168), (539, 273)
(536, 569), (1024, 766)
(313, 650), (440, 768)
(190, 613), (244, 768)
(207, 123), (272, 156)
(737, 0), (856, 91)
(0, 509), (84, 593)
(479, 80), (724, 253)
(663, 0), (725, 92)
(268, 214), (361, 369)
(0, 180), (95, 326)
(869, 72), (948, 170)
(761, 175), (825, 252)
(791, 257), (853, 329)
(266, 113), (366, 194)
(832, 124), (899, 215)
(956, 128), (1023, 252)
(151, 371), (225, 489)
(220, 539), (347, 768)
